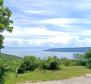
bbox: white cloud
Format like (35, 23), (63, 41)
(3, 26), (69, 37)
(73, 37), (91, 47)
(23, 10), (55, 15)
(4, 0), (91, 48)
(3, 25), (91, 47)
(3, 26), (74, 47)
(23, 10), (43, 14)
(39, 18), (91, 28)
(75, 0), (91, 10)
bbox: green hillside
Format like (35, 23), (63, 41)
(0, 53), (22, 72)
(0, 53), (22, 61)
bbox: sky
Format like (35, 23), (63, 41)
(3, 0), (91, 48)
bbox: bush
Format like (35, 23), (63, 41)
(85, 49), (91, 68)
(17, 56), (61, 74)
(0, 65), (6, 84)
(73, 49), (91, 68)
(49, 61), (60, 70)
(60, 57), (74, 66)
(40, 56), (60, 70)
(86, 59), (91, 68)
(74, 53), (86, 66)
(17, 56), (38, 74)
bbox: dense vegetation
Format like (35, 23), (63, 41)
(0, 49), (91, 84)
(0, 53), (22, 84)
(0, 0), (13, 83)
(17, 56), (61, 74)
(0, 65), (5, 84)
(0, 53), (22, 72)
(74, 49), (91, 67)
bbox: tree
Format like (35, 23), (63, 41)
(0, 0), (13, 52)
(0, 0), (13, 83)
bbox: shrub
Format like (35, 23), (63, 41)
(60, 57), (74, 66)
(74, 53), (86, 66)
(49, 61), (60, 70)
(17, 56), (38, 74)
(40, 56), (60, 70)
(86, 59), (91, 68)
(73, 49), (91, 68)
(17, 63), (26, 74)
(85, 49), (91, 68)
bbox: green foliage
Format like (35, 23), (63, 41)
(85, 49), (91, 68)
(73, 49), (91, 68)
(0, 53), (22, 84)
(0, 0), (3, 6)
(0, 34), (4, 51)
(0, 0), (13, 52)
(18, 56), (61, 74)
(0, 65), (6, 84)
(60, 57), (74, 66)
(0, 53), (22, 73)
(74, 53), (86, 66)
(40, 56), (60, 70)
(17, 56), (38, 74)
(0, 1), (13, 33)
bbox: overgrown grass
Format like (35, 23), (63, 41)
(5, 66), (91, 84)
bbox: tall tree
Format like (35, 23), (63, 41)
(0, 0), (13, 83)
(0, 0), (13, 52)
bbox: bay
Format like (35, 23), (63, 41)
(2, 47), (84, 58)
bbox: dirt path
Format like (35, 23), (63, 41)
(22, 76), (91, 84)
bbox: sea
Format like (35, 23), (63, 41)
(2, 47), (84, 58)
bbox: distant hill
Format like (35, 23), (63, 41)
(0, 53), (22, 61)
(44, 47), (91, 52)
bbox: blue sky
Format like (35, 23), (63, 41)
(3, 0), (91, 48)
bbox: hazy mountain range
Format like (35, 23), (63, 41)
(44, 47), (91, 52)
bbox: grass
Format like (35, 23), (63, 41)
(5, 66), (91, 84)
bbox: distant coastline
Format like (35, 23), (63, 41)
(44, 47), (91, 52)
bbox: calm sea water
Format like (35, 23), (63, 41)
(2, 48), (84, 58)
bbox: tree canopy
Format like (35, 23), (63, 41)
(0, 0), (13, 83)
(0, 0), (13, 51)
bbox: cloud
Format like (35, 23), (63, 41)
(3, 25), (91, 48)
(75, 0), (91, 10)
(4, 0), (91, 48)
(40, 18), (91, 24)
(3, 26), (74, 47)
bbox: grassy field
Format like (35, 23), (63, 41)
(5, 66), (91, 84)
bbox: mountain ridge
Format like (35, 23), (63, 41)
(44, 47), (91, 52)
